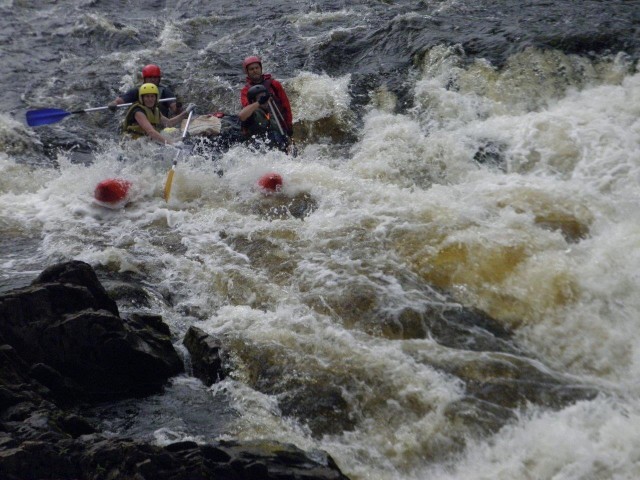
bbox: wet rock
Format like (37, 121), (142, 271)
(183, 326), (228, 385)
(466, 377), (598, 410)
(444, 396), (516, 437)
(57, 413), (97, 438)
(103, 280), (152, 309)
(29, 362), (84, 404)
(0, 261), (351, 480)
(242, 342), (359, 439)
(0, 263), (184, 402)
(252, 192), (319, 220)
(422, 303), (516, 353)
(277, 381), (357, 438)
(1, 437), (350, 480)
(473, 141), (506, 171)
(436, 351), (599, 411)
(33, 260), (119, 316)
(38, 126), (97, 160)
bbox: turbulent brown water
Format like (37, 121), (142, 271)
(2, 1), (640, 479)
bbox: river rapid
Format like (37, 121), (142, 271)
(2, 1), (640, 479)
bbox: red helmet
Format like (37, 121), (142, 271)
(243, 56), (262, 73)
(142, 64), (161, 78)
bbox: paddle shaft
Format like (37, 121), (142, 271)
(74, 97), (176, 114)
(26, 97), (178, 127)
(181, 110), (194, 142)
(267, 98), (285, 136)
(163, 109), (194, 202)
(268, 98), (297, 156)
(270, 98), (288, 128)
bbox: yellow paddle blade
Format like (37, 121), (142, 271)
(164, 168), (175, 202)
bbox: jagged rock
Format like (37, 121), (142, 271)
(1, 437), (350, 480)
(32, 260), (119, 316)
(0, 261), (183, 402)
(0, 261), (351, 480)
(183, 326), (228, 386)
(184, 327), (356, 438)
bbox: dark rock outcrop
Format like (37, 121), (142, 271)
(183, 326), (228, 385)
(0, 261), (350, 480)
(0, 436), (349, 480)
(0, 260), (183, 402)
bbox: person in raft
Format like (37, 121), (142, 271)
(240, 56), (293, 139)
(238, 84), (289, 152)
(121, 83), (194, 145)
(109, 64), (180, 117)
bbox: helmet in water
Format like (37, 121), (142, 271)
(243, 55), (262, 73)
(142, 64), (162, 78)
(247, 84), (268, 103)
(139, 83), (159, 104)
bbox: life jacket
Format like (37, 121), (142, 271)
(243, 108), (272, 138)
(243, 108), (288, 152)
(122, 103), (161, 138)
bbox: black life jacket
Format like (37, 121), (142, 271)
(244, 108), (273, 137)
(243, 108), (288, 152)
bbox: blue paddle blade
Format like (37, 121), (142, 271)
(26, 108), (72, 127)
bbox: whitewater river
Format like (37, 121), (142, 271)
(2, 1), (640, 478)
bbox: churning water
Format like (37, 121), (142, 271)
(2, 1), (640, 478)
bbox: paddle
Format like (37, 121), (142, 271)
(26, 97), (177, 127)
(267, 98), (285, 137)
(267, 98), (297, 156)
(163, 109), (194, 202)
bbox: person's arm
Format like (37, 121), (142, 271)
(238, 101), (261, 121)
(134, 110), (174, 145)
(271, 81), (293, 133)
(161, 87), (180, 115)
(109, 97), (125, 107)
(162, 103), (195, 127)
(240, 86), (250, 108)
(109, 89), (137, 110)
(162, 110), (188, 128)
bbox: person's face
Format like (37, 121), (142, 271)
(142, 94), (157, 107)
(246, 63), (262, 81)
(143, 76), (161, 85)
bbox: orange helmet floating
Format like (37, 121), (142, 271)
(142, 64), (162, 78)
(243, 55), (262, 73)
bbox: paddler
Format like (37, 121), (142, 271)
(121, 83), (194, 145)
(238, 84), (289, 153)
(240, 56), (294, 139)
(109, 64), (181, 117)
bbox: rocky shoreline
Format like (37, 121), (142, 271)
(0, 261), (349, 479)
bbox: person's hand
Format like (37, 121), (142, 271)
(184, 103), (196, 114)
(258, 93), (270, 105)
(108, 103), (118, 112)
